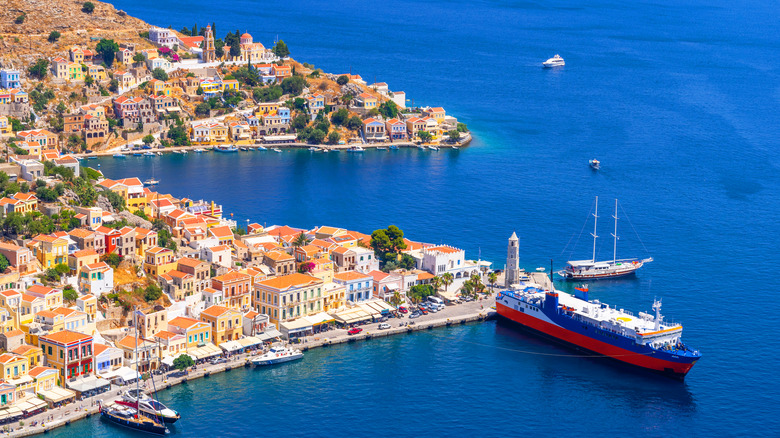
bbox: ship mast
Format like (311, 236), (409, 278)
(134, 307), (140, 417)
(591, 196), (599, 262)
(611, 199), (619, 263)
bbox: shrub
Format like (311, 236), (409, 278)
(82, 2), (95, 13)
(48, 31), (61, 42)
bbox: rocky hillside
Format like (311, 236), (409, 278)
(1, 0), (153, 67)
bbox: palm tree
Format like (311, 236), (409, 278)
(470, 273), (484, 298)
(430, 276), (442, 293)
(390, 291), (402, 307)
(461, 280), (475, 299)
(292, 232), (311, 248)
(441, 273), (453, 292)
(487, 272), (498, 293)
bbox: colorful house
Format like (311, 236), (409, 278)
(362, 118), (387, 142)
(143, 247), (177, 277)
(78, 262), (114, 296)
(212, 271), (252, 311)
(254, 273), (324, 327)
(28, 366), (58, 393)
(67, 249), (99, 276)
(356, 93), (378, 109)
(167, 316), (211, 349)
(28, 234), (68, 268)
(199, 305), (243, 344)
(39, 330), (94, 380)
(385, 118), (407, 141)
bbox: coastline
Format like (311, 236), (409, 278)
(8, 299), (495, 438)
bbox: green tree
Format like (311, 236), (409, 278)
(487, 272), (498, 292)
(105, 190), (125, 211)
(0, 254), (9, 273)
(327, 131), (340, 145)
(82, 2), (95, 13)
(133, 210), (149, 221)
(15, 13), (26, 24)
(409, 284), (435, 302)
(378, 101), (399, 119)
(291, 114), (308, 131)
(345, 116), (363, 131)
(195, 102), (211, 117)
(280, 76), (308, 96)
(292, 232), (311, 248)
(441, 272), (454, 292)
(152, 68), (169, 81)
(330, 108), (349, 126)
(456, 122), (468, 132)
(447, 130), (461, 142)
(144, 284), (163, 302)
(308, 129), (326, 145)
(103, 253), (122, 268)
(215, 39), (225, 58)
(253, 85), (282, 102)
(48, 31), (61, 42)
(133, 52), (146, 63)
(96, 39), (119, 67)
(273, 40), (290, 58)
(173, 354), (194, 372)
(418, 130), (433, 143)
(84, 75), (94, 86)
(196, 85), (204, 95)
(28, 59), (49, 80)
(336, 75), (349, 86)
(54, 263), (70, 276)
(142, 134), (155, 145)
(63, 286), (78, 301)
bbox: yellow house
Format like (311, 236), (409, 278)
(254, 273), (324, 327)
(19, 294), (45, 326)
(12, 344), (43, 368)
(68, 249), (99, 276)
(0, 353), (32, 399)
(0, 116), (9, 135)
(134, 227), (158, 259)
(10, 192), (38, 213)
(69, 47), (84, 63)
(147, 79), (173, 96)
(76, 294), (97, 322)
(167, 316), (211, 349)
(26, 285), (63, 311)
(357, 93), (378, 109)
(199, 305), (242, 344)
(222, 79), (239, 91)
(67, 62), (85, 81)
(28, 366), (58, 393)
(87, 65), (107, 81)
(143, 247), (177, 277)
(28, 234), (68, 269)
(423, 107), (446, 124)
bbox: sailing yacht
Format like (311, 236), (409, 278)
(558, 197), (652, 280)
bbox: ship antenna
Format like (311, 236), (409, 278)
(549, 259), (554, 289)
(591, 196), (599, 262)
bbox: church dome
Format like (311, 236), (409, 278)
(240, 33), (253, 44)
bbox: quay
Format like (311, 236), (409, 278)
(5, 298), (495, 438)
(72, 133), (472, 159)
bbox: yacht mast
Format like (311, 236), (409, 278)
(611, 199), (618, 263)
(591, 196), (599, 262)
(134, 307), (139, 416)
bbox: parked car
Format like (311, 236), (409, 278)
(409, 312), (421, 319)
(398, 306), (408, 314)
(419, 308), (429, 315)
(348, 327), (363, 335)
(210, 357), (227, 365)
(378, 323), (391, 330)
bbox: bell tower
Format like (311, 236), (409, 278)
(506, 232), (520, 286)
(203, 25), (216, 63)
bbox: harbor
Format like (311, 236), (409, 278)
(5, 298), (495, 437)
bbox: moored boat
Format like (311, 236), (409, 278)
(389, 145), (399, 150)
(113, 153), (126, 158)
(194, 148), (205, 153)
(99, 401), (168, 435)
(347, 146), (364, 152)
(496, 279), (700, 379)
(118, 389), (180, 424)
(252, 346), (303, 366)
(143, 151), (155, 157)
(215, 145), (239, 153)
(558, 197), (652, 281)
(258, 145), (267, 151)
(272, 148), (282, 153)
(144, 178), (159, 186)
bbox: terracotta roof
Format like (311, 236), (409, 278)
(40, 330), (91, 345)
(334, 271), (372, 282)
(0, 353), (23, 364)
(154, 330), (181, 340)
(424, 245), (462, 255)
(417, 272), (435, 281)
(84, 261), (111, 271)
(92, 343), (110, 356)
(3, 329), (24, 338)
(68, 228), (95, 239)
(168, 316), (202, 330)
(200, 305), (234, 318)
(11, 344), (40, 355)
(209, 245), (232, 252)
(213, 271), (250, 283)
(368, 270), (390, 282)
(264, 250), (293, 261)
(257, 273), (322, 291)
(28, 366), (57, 378)
(35, 310), (59, 319)
(177, 257), (206, 268)
(27, 285), (56, 296)
(167, 270), (192, 279)
(71, 249), (98, 258)
(209, 225), (234, 240)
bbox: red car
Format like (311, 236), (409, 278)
(419, 308), (429, 315)
(398, 306), (408, 314)
(348, 327), (363, 335)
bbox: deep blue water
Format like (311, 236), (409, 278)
(61, 0), (780, 435)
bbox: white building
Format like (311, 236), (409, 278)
(418, 245), (470, 278)
(147, 57), (172, 71)
(333, 271), (373, 303)
(149, 27), (178, 48)
(78, 262), (114, 296)
(202, 287), (224, 308)
(352, 246), (380, 274)
(202, 244), (232, 268)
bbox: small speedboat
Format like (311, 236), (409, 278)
(348, 146), (364, 152)
(543, 54), (565, 68)
(133, 153), (143, 157)
(389, 145), (399, 150)
(309, 147), (318, 152)
(252, 346), (303, 366)
(113, 153), (126, 158)
(194, 148), (204, 153)
(240, 147), (248, 151)
(536, 267), (546, 272)
(376, 146), (388, 151)
(272, 148), (282, 153)
(215, 145), (238, 153)
(144, 178), (159, 186)
(428, 145), (439, 151)
(589, 159), (600, 170)
(143, 151), (155, 157)
(417, 144), (426, 150)
(173, 150), (183, 154)
(258, 145), (267, 151)
(156, 151), (162, 156)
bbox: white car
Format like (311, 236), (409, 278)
(378, 323), (391, 330)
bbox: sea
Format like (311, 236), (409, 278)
(53, 0), (780, 435)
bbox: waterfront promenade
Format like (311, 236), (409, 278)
(6, 297), (495, 438)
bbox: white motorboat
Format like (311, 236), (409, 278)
(428, 145), (439, 151)
(309, 147), (318, 151)
(258, 145), (267, 151)
(589, 159), (600, 170)
(252, 346), (303, 366)
(543, 54), (565, 68)
(348, 146), (364, 152)
(113, 153), (126, 158)
(118, 389), (180, 424)
(144, 179), (159, 186)
(194, 148), (205, 153)
(143, 151), (155, 157)
(272, 148), (282, 153)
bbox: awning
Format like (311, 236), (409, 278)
(280, 319), (313, 335)
(219, 340), (243, 353)
(16, 397), (47, 414)
(0, 406), (22, 421)
(197, 343), (222, 358)
(303, 312), (335, 326)
(7, 375), (33, 386)
(39, 386), (76, 404)
(66, 375), (111, 394)
(237, 336), (262, 348)
(332, 307), (372, 324)
(107, 366), (141, 383)
(161, 352), (186, 367)
(257, 329), (282, 341)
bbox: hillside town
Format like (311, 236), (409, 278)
(1, 11), (469, 156)
(0, 153), (495, 425)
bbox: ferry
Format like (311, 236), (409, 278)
(496, 280), (700, 379)
(543, 54), (565, 68)
(252, 346), (303, 366)
(558, 197), (652, 280)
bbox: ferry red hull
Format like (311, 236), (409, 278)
(496, 302), (696, 377)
